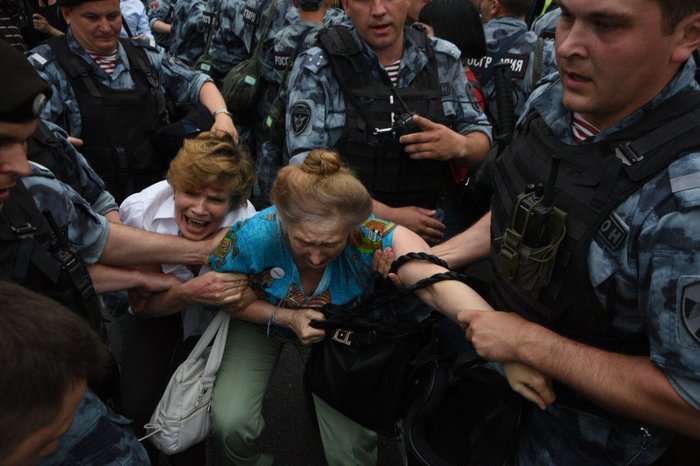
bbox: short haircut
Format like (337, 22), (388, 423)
(419, 0), (486, 59)
(500, 0), (531, 18)
(167, 131), (256, 208)
(0, 283), (110, 459)
(655, 0), (700, 33)
(271, 148), (373, 232)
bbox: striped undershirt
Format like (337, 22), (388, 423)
(571, 112), (600, 142)
(89, 51), (119, 75)
(383, 60), (401, 86)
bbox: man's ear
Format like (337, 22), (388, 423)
(61, 6), (71, 24)
(671, 12), (700, 64)
(489, 0), (502, 19)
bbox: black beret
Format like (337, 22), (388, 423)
(57, 0), (99, 7)
(0, 41), (51, 123)
(298, 0), (325, 11)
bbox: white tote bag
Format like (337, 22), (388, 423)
(143, 311), (230, 454)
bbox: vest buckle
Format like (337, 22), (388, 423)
(615, 141), (644, 166)
(10, 223), (36, 239)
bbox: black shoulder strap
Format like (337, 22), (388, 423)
(318, 25), (377, 123)
(121, 15), (134, 38)
(478, 29), (527, 87)
(122, 38), (168, 116)
(48, 36), (103, 98)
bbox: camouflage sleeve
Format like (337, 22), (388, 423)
(168, 0), (208, 65)
(145, 45), (212, 107)
(285, 47), (343, 163)
(26, 46), (79, 134)
(432, 38), (492, 142)
(618, 153), (700, 410)
(23, 173), (110, 264)
(644, 206), (700, 408)
(148, 0), (174, 24)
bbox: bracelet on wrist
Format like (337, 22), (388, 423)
(212, 108), (233, 119)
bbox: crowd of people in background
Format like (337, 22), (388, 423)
(1, 0), (700, 465)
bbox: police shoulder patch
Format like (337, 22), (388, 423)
(290, 101), (311, 135)
(682, 281), (700, 343)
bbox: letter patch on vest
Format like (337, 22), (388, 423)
(290, 101), (311, 135)
(595, 212), (628, 251)
(440, 82), (450, 96)
(243, 7), (258, 26)
(682, 281), (700, 343)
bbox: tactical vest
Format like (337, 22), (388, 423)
(0, 181), (102, 330)
(27, 120), (103, 205)
(319, 26), (448, 209)
(49, 36), (168, 203)
(489, 91), (700, 352)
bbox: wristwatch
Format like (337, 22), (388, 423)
(212, 108), (233, 118)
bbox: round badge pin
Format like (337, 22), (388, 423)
(270, 267), (285, 279)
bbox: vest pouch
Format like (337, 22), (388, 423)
(496, 206), (566, 293)
(222, 57), (261, 120)
(263, 92), (285, 147)
(192, 55), (214, 77)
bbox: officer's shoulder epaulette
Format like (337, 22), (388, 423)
(296, 45), (330, 73)
(430, 36), (460, 61)
(29, 161), (58, 179)
(129, 36), (159, 51)
(669, 152), (700, 209)
(27, 45), (56, 70)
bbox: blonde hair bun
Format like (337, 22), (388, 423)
(301, 149), (343, 176)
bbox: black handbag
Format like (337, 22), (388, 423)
(402, 350), (522, 466)
(304, 253), (470, 435)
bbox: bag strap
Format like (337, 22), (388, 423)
(203, 311), (230, 377)
(197, 0), (224, 61)
(252, 0), (278, 59)
(185, 311), (230, 375)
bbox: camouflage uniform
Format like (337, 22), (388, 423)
(26, 29), (211, 136)
(168, 0), (217, 66)
(530, 7), (560, 41)
(465, 17), (557, 119)
(7, 167), (149, 465)
(499, 58), (700, 466)
(286, 26), (492, 162)
(38, 388), (150, 465)
(253, 8), (345, 207)
(147, 0), (175, 49)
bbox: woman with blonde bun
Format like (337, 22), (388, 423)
(209, 148), (552, 466)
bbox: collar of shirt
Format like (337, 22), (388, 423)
(524, 58), (700, 144)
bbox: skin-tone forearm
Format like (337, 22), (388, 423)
(152, 20), (172, 34)
(98, 222), (220, 267)
(431, 211), (492, 269)
(459, 310), (700, 438)
(390, 226), (492, 321)
(226, 299), (325, 345)
(198, 82), (238, 140)
(137, 271), (249, 317)
(87, 263), (180, 294)
(104, 210), (121, 224)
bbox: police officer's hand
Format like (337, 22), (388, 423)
(389, 206), (445, 245)
(503, 361), (556, 410)
(458, 309), (527, 362)
(128, 271), (182, 312)
(181, 271), (249, 307)
(400, 114), (468, 161)
(211, 113), (239, 144)
(33, 13), (64, 36)
(67, 136), (84, 147)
